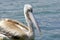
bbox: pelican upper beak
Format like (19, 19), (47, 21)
(29, 12), (41, 35)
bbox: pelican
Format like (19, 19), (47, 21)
(0, 4), (41, 40)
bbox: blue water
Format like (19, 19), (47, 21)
(0, 0), (60, 40)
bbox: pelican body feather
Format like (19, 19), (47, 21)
(0, 18), (34, 40)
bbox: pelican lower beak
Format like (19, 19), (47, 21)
(29, 12), (41, 35)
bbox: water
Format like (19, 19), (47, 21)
(0, 0), (60, 40)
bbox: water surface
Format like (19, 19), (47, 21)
(0, 0), (60, 40)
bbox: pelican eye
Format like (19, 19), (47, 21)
(28, 8), (32, 12)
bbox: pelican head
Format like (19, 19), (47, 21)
(24, 4), (41, 35)
(24, 4), (32, 14)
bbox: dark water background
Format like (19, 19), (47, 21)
(0, 0), (60, 40)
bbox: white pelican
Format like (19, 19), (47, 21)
(0, 4), (41, 40)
